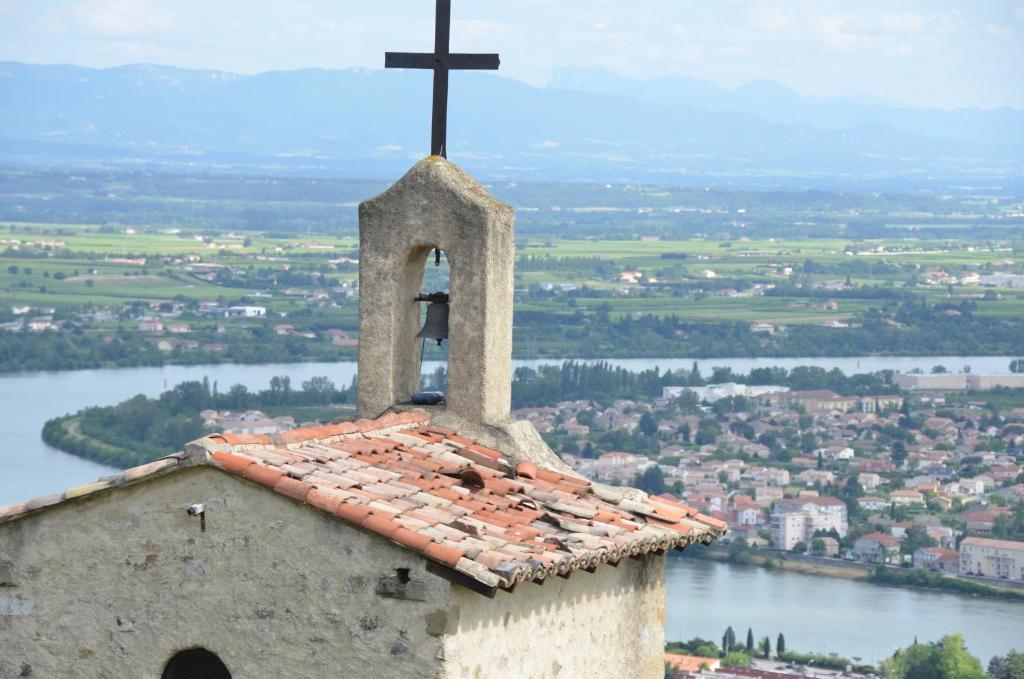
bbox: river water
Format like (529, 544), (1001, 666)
(1, 354), (1016, 506)
(1, 355), (1020, 664)
(665, 558), (1024, 665)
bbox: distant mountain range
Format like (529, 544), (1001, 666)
(1, 61), (1021, 187)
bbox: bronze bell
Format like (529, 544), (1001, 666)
(417, 300), (449, 345)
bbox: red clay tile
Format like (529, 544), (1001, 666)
(242, 465), (286, 488)
(515, 461), (538, 479)
(649, 518), (692, 535)
(335, 502), (372, 524)
(363, 513), (401, 538)
(482, 477), (522, 495)
(392, 527), (435, 551)
(307, 488), (343, 514)
(211, 451), (255, 475)
(534, 468), (588, 489)
(274, 476), (312, 503)
(424, 542), (465, 568)
(693, 512), (728, 531)
(466, 443), (502, 460)
(219, 433), (273, 446)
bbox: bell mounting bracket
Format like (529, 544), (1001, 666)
(415, 292), (450, 304)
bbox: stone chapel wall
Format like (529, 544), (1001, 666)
(441, 554), (667, 679)
(0, 467), (450, 679)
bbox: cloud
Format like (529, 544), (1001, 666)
(0, 0), (1020, 108)
(69, 0), (180, 36)
(881, 13), (923, 33)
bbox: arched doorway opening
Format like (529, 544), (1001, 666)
(162, 648), (231, 679)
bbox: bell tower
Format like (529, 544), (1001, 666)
(356, 157), (515, 427)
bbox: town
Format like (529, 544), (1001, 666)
(512, 376), (1024, 586)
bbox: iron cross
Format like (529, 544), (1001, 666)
(385, 0), (500, 158)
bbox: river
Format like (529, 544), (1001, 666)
(0, 354), (1016, 506)
(1, 355), (1021, 664)
(665, 558), (1024, 665)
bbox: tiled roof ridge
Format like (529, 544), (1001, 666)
(202, 409), (726, 591)
(0, 453), (188, 523)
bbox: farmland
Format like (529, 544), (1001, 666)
(0, 168), (1022, 371)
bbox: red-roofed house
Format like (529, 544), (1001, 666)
(913, 547), (960, 573)
(664, 653), (721, 673)
(854, 532), (902, 563)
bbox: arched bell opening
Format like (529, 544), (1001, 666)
(162, 647), (231, 679)
(414, 246), (450, 404)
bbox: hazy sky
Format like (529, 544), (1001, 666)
(1, 0), (1022, 109)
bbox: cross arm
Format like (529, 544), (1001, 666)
(448, 53), (500, 70)
(385, 52), (500, 70)
(385, 52), (436, 69)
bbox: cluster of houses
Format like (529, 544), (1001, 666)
(199, 409), (297, 436)
(2, 293), (364, 353)
(513, 383), (1024, 581)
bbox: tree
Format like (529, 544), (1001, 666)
(722, 652), (752, 668)
(633, 466), (666, 495)
(679, 422), (691, 443)
(891, 440), (908, 466)
(693, 643), (720, 659)
(638, 411), (658, 437)
(727, 537), (753, 565)
(776, 633), (786, 658)
(810, 538), (827, 556)
(988, 649), (1024, 679)
(722, 626), (736, 654)
(695, 419), (721, 446)
(880, 634), (985, 679)
(301, 376), (335, 405)
(745, 628), (754, 654)
(760, 637), (771, 659)
(901, 526), (937, 555)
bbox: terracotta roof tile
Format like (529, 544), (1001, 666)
(273, 476), (313, 503)
(211, 451), (255, 475)
(241, 464), (286, 489)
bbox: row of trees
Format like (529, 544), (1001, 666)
(509, 360), (899, 410)
(42, 376), (355, 467)
(674, 630), (1022, 678)
(513, 303), (1024, 359)
(720, 625), (785, 661)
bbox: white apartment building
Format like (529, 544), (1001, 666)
(771, 513), (807, 551)
(770, 497), (849, 550)
(959, 537), (1024, 581)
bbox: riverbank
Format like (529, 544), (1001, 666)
(682, 545), (870, 579)
(665, 558), (1024, 665)
(680, 545), (1024, 601)
(2, 325), (1023, 375)
(41, 415), (145, 468)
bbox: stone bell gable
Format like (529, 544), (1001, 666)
(356, 157), (564, 472)
(357, 157), (515, 427)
